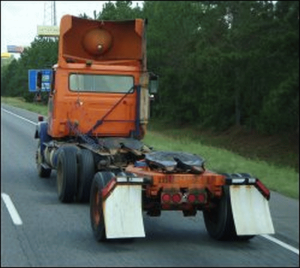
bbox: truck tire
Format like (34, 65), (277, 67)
(76, 149), (95, 203)
(56, 146), (79, 203)
(90, 171), (115, 242)
(203, 185), (254, 241)
(36, 140), (51, 178)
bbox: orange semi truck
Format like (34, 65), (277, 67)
(34, 15), (274, 242)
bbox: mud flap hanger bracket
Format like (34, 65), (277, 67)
(102, 176), (152, 200)
(225, 177), (270, 200)
(116, 177), (152, 184)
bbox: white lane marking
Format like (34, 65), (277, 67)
(261, 234), (299, 255)
(1, 109), (299, 255)
(1, 193), (23, 225)
(1, 108), (37, 125)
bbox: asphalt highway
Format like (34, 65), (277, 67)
(1, 104), (299, 267)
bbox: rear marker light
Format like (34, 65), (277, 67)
(198, 193), (206, 203)
(255, 180), (270, 200)
(187, 194), (196, 203)
(162, 193), (171, 203)
(172, 193), (182, 203)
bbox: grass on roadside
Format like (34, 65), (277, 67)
(1, 96), (298, 199)
(147, 120), (299, 173)
(1, 97), (48, 116)
(143, 131), (299, 199)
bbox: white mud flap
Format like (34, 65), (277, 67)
(230, 185), (275, 235)
(103, 184), (145, 239)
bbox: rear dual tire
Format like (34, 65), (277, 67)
(56, 146), (96, 203)
(90, 171), (115, 242)
(203, 184), (254, 241)
(76, 149), (95, 203)
(56, 146), (79, 203)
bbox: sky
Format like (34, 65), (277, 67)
(1, 1), (143, 56)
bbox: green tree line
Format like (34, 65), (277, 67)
(1, 1), (298, 135)
(1, 37), (58, 102)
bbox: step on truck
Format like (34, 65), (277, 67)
(33, 15), (275, 241)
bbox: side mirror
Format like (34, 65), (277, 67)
(149, 73), (158, 94)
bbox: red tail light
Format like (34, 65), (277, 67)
(198, 193), (206, 203)
(172, 193), (182, 203)
(187, 194), (196, 203)
(161, 193), (171, 203)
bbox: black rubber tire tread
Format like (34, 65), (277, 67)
(36, 140), (52, 178)
(90, 171), (115, 242)
(76, 149), (95, 203)
(203, 185), (254, 241)
(56, 146), (79, 203)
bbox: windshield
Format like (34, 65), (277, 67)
(69, 74), (134, 93)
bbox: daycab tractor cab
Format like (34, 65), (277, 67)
(33, 15), (275, 242)
(46, 15), (158, 140)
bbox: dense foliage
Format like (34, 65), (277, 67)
(1, 1), (298, 135)
(1, 37), (58, 102)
